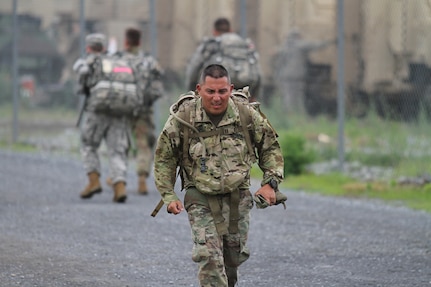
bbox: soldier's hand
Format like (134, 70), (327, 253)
(167, 200), (184, 215)
(254, 184), (276, 206)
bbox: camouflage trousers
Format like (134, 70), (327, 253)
(184, 187), (253, 287)
(80, 112), (131, 184)
(133, 115), (156, 176)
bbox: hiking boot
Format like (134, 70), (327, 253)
(138, 174), (148, 195)
(113, 181), (127, 203)
(80, 172), (102, 199)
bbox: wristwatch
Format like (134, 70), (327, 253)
(268, 179), (278, 190)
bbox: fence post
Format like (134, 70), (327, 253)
(239, 0), (247, 38)
(337, 0), (345, 172)
(12, 0), (19, 143)
(148, 0), (160, 135)
(79, 0), (85, 57)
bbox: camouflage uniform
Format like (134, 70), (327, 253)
(273, 28), (334, 112)
(119, 47), (164, 180)
(185, 33), (262, 100)
(81, 112), (131, 183)
(154, 96), (284, 286)
(74, 34), (133, 186)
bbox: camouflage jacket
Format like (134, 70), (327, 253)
(154, 95), (284, 204)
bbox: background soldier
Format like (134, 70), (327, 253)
(154, 64), (284, 286)
(272, 27), (336, 113)
(112, 27), (164, 195)
(185, 17), (262, 102)
(72, 33), (130, 203)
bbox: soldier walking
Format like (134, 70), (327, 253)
(72, 33), (130, 203)
(112, 28), (164, 195)
(154, 64), (285, 286)
(185, 17), (262, 102)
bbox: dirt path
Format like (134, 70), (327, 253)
(0, 150), (430, 287)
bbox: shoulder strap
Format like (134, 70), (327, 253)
(231, 93), (256, 162)
(202, 37), (221, 62)
(182, 101), (192, 173)
(169, 92), (198, 189)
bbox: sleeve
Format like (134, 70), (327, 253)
(147, 56), (165, 101)
(72, 57), (91, 93)
(185, 41), (207, 91)
(154, 116), (182, 204)
(72, 58), (89, 75)
(251, 108), (285, 186)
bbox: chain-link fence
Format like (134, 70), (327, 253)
(1, 0), (430, 182)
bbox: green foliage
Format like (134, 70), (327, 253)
(278, 131), (315, 176)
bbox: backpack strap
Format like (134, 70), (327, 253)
(237, 102), (255, 160)
(232, 88), (257, 162)
(181, 100), (191, 189)
(168, 92), (201, 189)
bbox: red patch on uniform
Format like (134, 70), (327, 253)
(113, 66), (132, 73)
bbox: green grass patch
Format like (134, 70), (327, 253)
(0, 140), (38, 152)
(281, 173), (431, 213)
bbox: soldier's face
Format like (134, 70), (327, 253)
(197, 76), (233, 116)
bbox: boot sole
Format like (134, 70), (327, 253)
(113, 195), (127, 203)
(80, 188), (102, 199)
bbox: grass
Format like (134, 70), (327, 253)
(263, 99), (431, 178)
(251, 164), (431, 213)
(281, 173), (431, 213)
(0, 140), (38, 152)
(253, 97), (431, 214)
(2, 95), (431, 214)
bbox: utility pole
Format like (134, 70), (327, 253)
(12, 0), (19, 143)
(149, 0), (161, 134)
(337, 0), (345, 172)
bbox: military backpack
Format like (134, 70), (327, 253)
(84, 53), (144, 116)
(202, 33), (261, 92)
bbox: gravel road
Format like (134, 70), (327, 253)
(0, 150), (430, 287)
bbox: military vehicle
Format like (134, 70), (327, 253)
(0, 13), (65, 106)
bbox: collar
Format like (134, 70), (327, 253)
(194, 97), (239, 127)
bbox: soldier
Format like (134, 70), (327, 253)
(108, 27), (164, 195)
(154, 64), (285, 286)
(72, 33), (131, 203)
(185, 17), (262, 102)
(273, 27), (336, 113)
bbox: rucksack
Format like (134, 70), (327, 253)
(85, 53), (143, 116)
(202, 33), (261, 92)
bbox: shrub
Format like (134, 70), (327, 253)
(278, 131), (315, 176)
